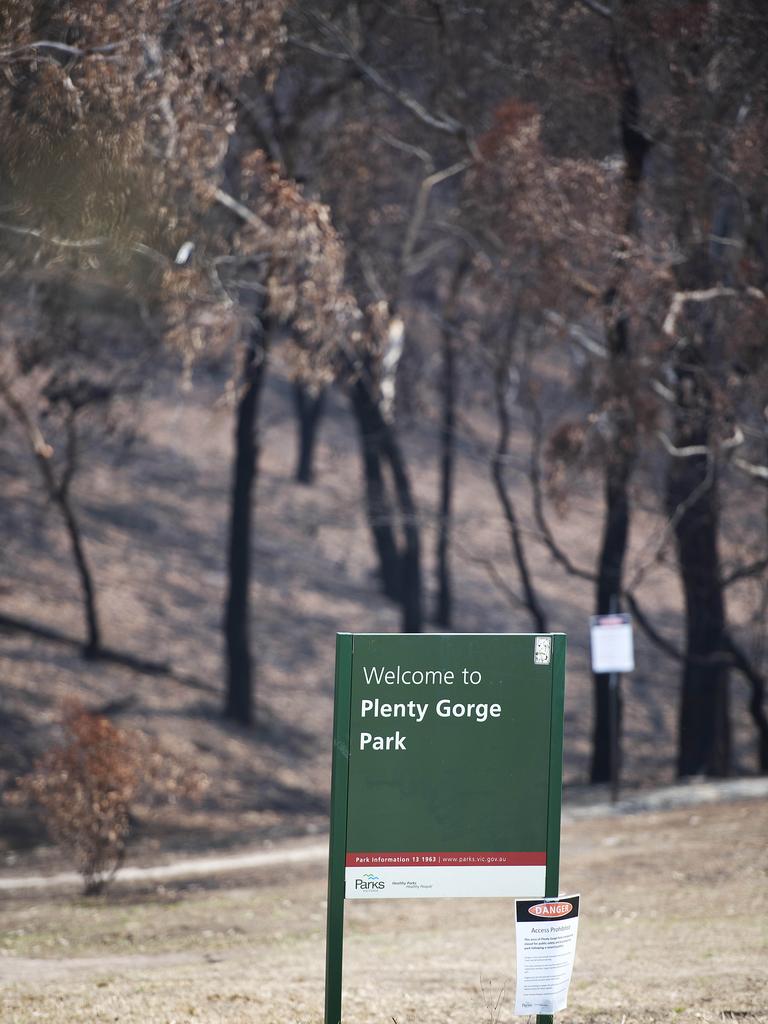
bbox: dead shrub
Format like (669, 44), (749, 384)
(8, 699), (207, 894)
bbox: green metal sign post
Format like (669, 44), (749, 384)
(324, 632), (567, 1024)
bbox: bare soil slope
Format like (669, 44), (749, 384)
(0, 365), (763, 866)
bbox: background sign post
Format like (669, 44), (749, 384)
(538, 631), (567, 1024)
(589, 608), (634, 803)
(324, 632), (566, 1024)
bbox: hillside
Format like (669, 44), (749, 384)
(0, 360), (763, 866)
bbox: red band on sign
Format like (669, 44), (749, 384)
(345, 852), (546, 867)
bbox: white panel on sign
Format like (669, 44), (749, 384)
(346, 863), (546, 899)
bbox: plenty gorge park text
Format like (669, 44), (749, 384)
(358, 664), (502, 751)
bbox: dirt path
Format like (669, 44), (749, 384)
(0, 838), (328, 892)
(2, 777), (765, 894)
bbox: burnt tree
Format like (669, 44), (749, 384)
(224, 320), (270, 725)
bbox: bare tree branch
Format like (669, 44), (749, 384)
(357, 250), (387, 303)
(0, 377), (54, 463)
(575, 0), (613, 20)
(626, 455), (717, 592)
(722, 556), (768, 588)
(656, 431), (714, 459)
(404, 238), (453, 278)
(377, 131), (435, 172)
(622, 591), (684, 661)
(662, 285), (766, 337)
(286, 35), (350, 62)
(300, 8), (465, 137)
(545, 310), (608, 359)
(0, 39), (126, 62)
(0, 221), (172, 267)
(471, 552), (529, 612)
(0, 221), (107, 249)
(212, 188), (271, 238)
(657, 426), (744, 460)
(733, 456), (768, 483)
(399, 160), (470, 287)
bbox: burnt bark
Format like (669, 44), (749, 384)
(350, 378), (402, 603)
(669, 459), (731, 776)
(590, 316), (636, 783)
(590, 42), (649, 783)
(589, 447), (632, 783)
(434, 316), (455, 628)
(224, 321), (270, 725)
(491, 347), (547, 634)
(666, 353), (731, 777)
(726, 633), (768, 772)
(379, 413), (422, 634)
(59, 413), (102, 658)
(58, 488), (101, 659)
(434, 256), (468, 629)
(293, 382), (326, 485)
(350, 376), (422, 632)
(0, 384), (103, 659)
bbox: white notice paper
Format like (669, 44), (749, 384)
(589, 613), (634, 673)
(514, 895), (579, 1016)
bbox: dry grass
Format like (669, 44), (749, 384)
(1, 799), (766, 1024)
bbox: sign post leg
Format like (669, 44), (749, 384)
(324, 879), (345, 1024)
(609, 670), (620, 804)
(324, 633), (353, 1024)
(607, 594), (622, 804)
(536, 633), (567, 1024)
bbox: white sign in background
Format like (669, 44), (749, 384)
(589, 614), (635, 674)
(514, 895), (580, 1016)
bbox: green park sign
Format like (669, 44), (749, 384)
(324, 632), (567, 1024)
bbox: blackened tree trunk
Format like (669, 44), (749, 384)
(670, 460), (731, 776)
(58, 489), (101, 658)
(350, 376), (423, 632)
(434, 317), (455, 628)
(379, 414), (422, 634)
(590, 446), (633, 781)
(224, 322), (270, 725)
(350, 378), (402, 603)
(60, 414), (102, 658)
(293, 383), (326, 485)
(666, 356), (731, 777)
(434, 256), (468, 629)
(726, 633), (768, 772)
(491, 345), (548, 634)
(590, 316), (637, 782)
(0, 384), (103, 659)
(590, 46), (649, 782)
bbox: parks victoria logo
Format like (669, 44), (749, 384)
(354, 872), (385, 891)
